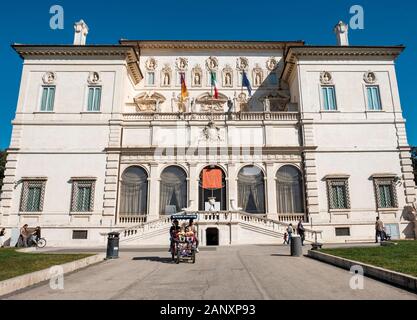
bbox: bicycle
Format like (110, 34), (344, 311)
(28, 236), (47, 248)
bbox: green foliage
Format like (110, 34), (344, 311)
(322, 241), (417, 277)
(412, 147), (417, 184)
(0, 150), (6, 192)
(0, 248), (92, 281)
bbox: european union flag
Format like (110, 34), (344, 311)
(242, 71), (252, 96)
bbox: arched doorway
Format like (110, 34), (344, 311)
(199, 166), (227, 211)
(206, 228), (219, 246)
(119, 166), (148, 216)
(159, 166), (188, 215)
(276, 165), (305, 214)
(237, 165), (266, 214)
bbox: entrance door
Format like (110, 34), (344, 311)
(199, 166), (227, 211)
(206, 228), (219, 246)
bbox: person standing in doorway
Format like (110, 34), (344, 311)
(375, 217), (384, 243)
(297, 218), (306, 246)
(287, 224), (294, 244)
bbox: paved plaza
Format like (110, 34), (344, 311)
(4, 245), (417, 300)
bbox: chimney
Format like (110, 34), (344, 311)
(334, 21), (349, 46)
(73, 20), (89, 45)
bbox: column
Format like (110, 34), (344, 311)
(227, 163), (237, 211)
(148, 163), (160, 221)
(188, 163), (199, 211)
(266, 163), (278, 220)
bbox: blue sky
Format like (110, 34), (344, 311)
(0, 0), (416, 149)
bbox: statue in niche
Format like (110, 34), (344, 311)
(194, 73), (201, 86)
(225, 73), (232, 86)
(255, 73), (262, 86)
(163, 73), (170, 86)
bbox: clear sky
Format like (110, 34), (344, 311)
(0, 0), (416, 149)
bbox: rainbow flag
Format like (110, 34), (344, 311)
(180, 72), (188, 100)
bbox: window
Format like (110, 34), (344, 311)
(326, 178), (350, 210)
(335, 227), (351, 237)
(373, 178), (397, 209)
(20, 180), (46, 212)
(72, 230), (88, 240)
(120, 166), (148, 216)
(366, 86), (382, 110)
(147, 72), (155, 86)
(71, 180), (95, 212)
(40, 86), (55, 111)
(238, 166), (265, 214)
(159, 166), (188, 214)
(322, 86), (337, 111)
(87, 87), (101, 111)
(276, 166), (305, 214)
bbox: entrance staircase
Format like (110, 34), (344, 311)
(113, 212), (322, 246)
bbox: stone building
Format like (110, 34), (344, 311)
(1, 21), (416, 246)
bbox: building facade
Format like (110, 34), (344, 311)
(1, 21), (416, 246)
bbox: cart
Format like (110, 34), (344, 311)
(170, 213), (198, 264)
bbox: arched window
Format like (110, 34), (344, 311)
(276, 166), (305, 214)
(120, 166), (148, 216)
(237, 165), (265, 214)
(160, 166), (188, 214)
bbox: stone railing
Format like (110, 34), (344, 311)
(123, 112), (299, 122)
(119, 215), (148, 224)
(112, 211), (322, 243)
(276, 214), (306, 224)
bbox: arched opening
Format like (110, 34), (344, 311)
(276, 165), (305, 214)
(120, 166), (148, 216)
(206, 228), (219, 246)
(237, 165), (266, 214)
(198, 166), (227, 211)
(159, 166), (188, 215)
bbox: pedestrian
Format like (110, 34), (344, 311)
(287, 224), (294, 244)
(283, 232), (289, 245)
(0, 228), (5, 248)
(375, 217), (384, 243)
(297, 218), (306, 246)
(188, 219), (199, 253)
(17, 224), (29, 247)
(169, 219), (180, 253)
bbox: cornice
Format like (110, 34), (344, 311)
(12, 44), (143, 85)
(281, 45), (405, 82)
(120, 40), (305, 51)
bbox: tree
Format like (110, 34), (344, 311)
(412, 147), (417, 185)
(0, 150), (6, 193)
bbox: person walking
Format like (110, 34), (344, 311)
(283, 232), (289, 245)
(0, 228), (5, 248)
(297, 218), (306, 246)
(375, 217), (384, 243)
(286, 224), (294, 244)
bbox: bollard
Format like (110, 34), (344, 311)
(290, 235), (302, 257)
(106, 232), (120, 259)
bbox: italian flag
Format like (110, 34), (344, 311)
(210, 72), (219, 99)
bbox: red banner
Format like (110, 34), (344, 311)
(202, 169), (222, 189)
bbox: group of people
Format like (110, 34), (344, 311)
(16, 224), (41, 247)
(169, 219), (199, 254)
(283, 218), (306, 246)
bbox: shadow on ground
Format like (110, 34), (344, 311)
(132, 256), (174, 264)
